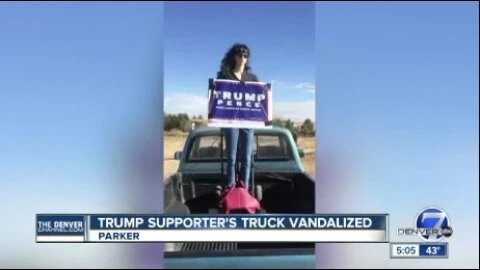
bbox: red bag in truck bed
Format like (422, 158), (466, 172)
(219, 181), (260, 214)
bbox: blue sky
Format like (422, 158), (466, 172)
(0, 3), (163, 172)
(0, 3), (164, 267)
(315, 2), (478, 268)
(164, 2), (315, 121)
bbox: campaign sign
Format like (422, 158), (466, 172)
(208, 79), (272, 128)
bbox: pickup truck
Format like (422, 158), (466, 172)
(163, 126), (315, 267)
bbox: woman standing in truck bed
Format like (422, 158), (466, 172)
(216, 43), (259, 191)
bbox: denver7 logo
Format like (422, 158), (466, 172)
(416, 208), (450, 242)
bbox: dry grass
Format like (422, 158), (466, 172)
(163, 133), (315, 180)
(297, 136), (315, 179)
(297, 136), (315, 150)
(163, 133), (187, 180)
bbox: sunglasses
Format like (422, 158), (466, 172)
(238, 52), (249, 58)
(237, 49), (249, 58)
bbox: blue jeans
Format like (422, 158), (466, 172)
(222, 128), (254, 189)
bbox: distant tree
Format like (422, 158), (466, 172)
(164, 113), (190, 132)
(272, 118), (285, 127)
(300, 118), (315, 136)
(164, 114), (176, 131)
(178, 113), (189, 122)
(294, 126), (301, 135)
(190, 114), (206, 130)
(194, 120), (206, 128)
(179, 113), (189, 131)
(284, 119), (295, 135)
(271, 118), (297, 137)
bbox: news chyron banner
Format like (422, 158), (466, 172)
(207, 79), (273, 128)
(36, 214), (389, 243)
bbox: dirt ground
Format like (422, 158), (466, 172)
(163, 133), (188, 180)
(163, 133), (315, 180)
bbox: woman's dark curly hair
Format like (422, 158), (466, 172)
(217, 43), (251, 78)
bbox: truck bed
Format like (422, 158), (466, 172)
(165, 172), (315, 214)
(164, 171), (315, 253)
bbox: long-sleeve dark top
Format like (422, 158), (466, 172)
(216, 69), (259, 82)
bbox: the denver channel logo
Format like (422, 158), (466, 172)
(397, 207), (453, 242)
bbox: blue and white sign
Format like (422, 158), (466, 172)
(207, 79), (272, 128)
(36, 214), (389, 243)
(36, 214), (85, 242)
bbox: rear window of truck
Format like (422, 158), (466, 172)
(187, 133), (294, 162)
